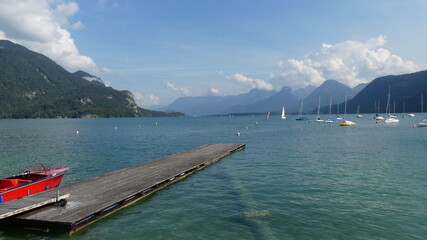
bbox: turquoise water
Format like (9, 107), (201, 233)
(0, 115), (427, 239)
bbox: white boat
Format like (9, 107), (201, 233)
(336, 102), (342, 120)
(356, 105), (363, 118)
(339, 93), (355, 126)
(374, 101), (384, 120)
(418, 119), (427, 127)
(281, 106), (286, 120)
(325, 96), (336, 123)
(384, 86), (399, 124)
(408, 113), (415, 117)
(385, 118), (399, 123)
(315, 97), (324, 122)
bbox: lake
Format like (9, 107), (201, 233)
(0, 115), (426, 239)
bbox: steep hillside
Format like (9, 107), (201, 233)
(0, 40), (182, 118)
(345, 70), (427, 113)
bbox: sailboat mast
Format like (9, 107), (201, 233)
(344, 93), (347, 119)
(374, 101), (377, 114)
(393, 101), (396, 114)
(386, 86), (391, 116)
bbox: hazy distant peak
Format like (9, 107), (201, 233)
(293, 85), (316, 100)
(280, 86), (292, 92)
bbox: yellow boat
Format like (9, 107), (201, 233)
(339, 120), (356, 126)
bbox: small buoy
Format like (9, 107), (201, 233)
(155, 122), (158, 125)
(114, 127), (118, 130)
(236, 132), (240, 136)
(412, 124), (416, 127)
(76, 130), (79, 134)
(376, 121), (378, 124)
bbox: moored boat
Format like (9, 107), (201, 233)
(296, 100), (309, 120)
(384, 86), (399, 124)
(315, 97), (324, 122)
(0, 164), (68, 203)
(339, 120), (356, 126)
(338, 93), (355, 126)
(374, 114), (385, 121)
(418, 119), (427, 127)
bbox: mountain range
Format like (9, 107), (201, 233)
(162, 70), (427, 116)
(0, 40), (183, 118)
(161, 79), (363, 116)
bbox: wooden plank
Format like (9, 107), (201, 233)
(10, 143), (245, 232)
(0, 193), (70, 219)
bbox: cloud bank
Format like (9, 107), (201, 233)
(0, 0), (109, 74)
(271, 35), (419, 88)
(166, 81), (190, 96)
(133, 92), (160, 107)
(228, 73), (273, 91)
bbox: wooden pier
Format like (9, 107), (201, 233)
(2, 143), (245, 233)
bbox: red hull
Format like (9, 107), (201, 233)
(0, 167), (68, 203)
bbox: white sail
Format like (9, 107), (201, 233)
(281, 106), (286, 119)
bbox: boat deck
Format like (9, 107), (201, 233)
(3, 143), (245, 233)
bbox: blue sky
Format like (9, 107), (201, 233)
(0, 0), (426, 107)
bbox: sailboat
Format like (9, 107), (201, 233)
(356, 105), (363, 118)
(265, 112), (270, 120)
(384, 86), (399, 124)
(336, 103), (343, 120)
(338, 94), (356, 126)
(281, 106), (286, 119)
(417, 93), (425, 126)
(325, 96), (336, 123)
(374, 101), (384, 120)
(296, 100), (309, 120)
(418, 119), (427, 127)
(315, 97), (324, 122)
(402, 102), (407, 118)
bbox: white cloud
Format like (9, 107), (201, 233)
(228, 73), (273, 91)
(70, 21), (84, 30)
(209, 88), (222, 96)
(133, 92), (160, 107)
(166, 81), (190, 96)
(0, 0), (108, 74)
(271, 35), (419, 88)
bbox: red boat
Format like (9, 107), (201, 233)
(0, 164), (68, 203)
